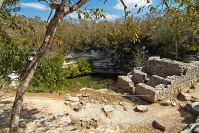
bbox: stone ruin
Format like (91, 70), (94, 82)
(118, 57), (199, 102)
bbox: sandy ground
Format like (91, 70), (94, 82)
(0, 88), (197, 133)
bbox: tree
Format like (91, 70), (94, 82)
(9, 0), (89, 132)
(7, 0), (199, 132)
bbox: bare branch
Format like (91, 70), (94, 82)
(38, 0), (50, 5)
(47, 9), (53, 23)
(65, 0), (88, 14)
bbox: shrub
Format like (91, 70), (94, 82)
(31, 54), (65, 91)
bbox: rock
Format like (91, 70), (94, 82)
(79, 119), (98, 129)
(96, 89), (108, 93)
(102, 105), (114, 117)
(66, 96), (79, 102)
(196, 116), (199, 123)
(171, 101), (177, 107)
(191, 96), (199, 102)
(82, 94), (90, 97)
(160, 100), (172, 106)
(180, 123), (198, 133)
(73, 105), (82, 112)
(192, 125), (199, 133)
(136, 105), (148, 112)
(80, 87), (94, 91)
(184, 102), (199, 116)
(152, 120), (166, 131)
(179, 92), (192, 101)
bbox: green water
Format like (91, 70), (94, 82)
(57, 74), (117, 92)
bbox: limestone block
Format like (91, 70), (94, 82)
(132, 70), (148, 84)
(118, 76), (135, 93)
(135, 83), (157, 102)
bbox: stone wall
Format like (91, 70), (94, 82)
(118, 57), (199, 102)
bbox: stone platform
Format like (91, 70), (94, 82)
(118, 57), (199, 102)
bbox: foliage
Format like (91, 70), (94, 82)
(31, 54), (65, 91)
(64, 59), (92, 78)
(0, 37), (30, 80)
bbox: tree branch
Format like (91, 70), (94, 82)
(65, 0), (88, 14)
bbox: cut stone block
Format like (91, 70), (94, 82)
(132, 70), (148, 84)
(135, 83), (157, 102)
(118, 76), (135, 93)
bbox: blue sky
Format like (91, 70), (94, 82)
(17, 0), (158, 21)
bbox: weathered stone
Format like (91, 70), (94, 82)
(80, 87), (94, 91)
(196, 116), (199, 123)
(184, 102), (199, 116)
(136, 105), (148, 112)
(135, 83), (157, 102)
(179, 92), (192, 101)
(180, 123), (199, 133)
(160, 100), (172, 106)
(118, 76), (135, 93)
(192, 125), (199, 133)
(171, 101), (177, 106)
(152, 120), (166, 131)
(96, 89), (108, 93)
(73, 105), (82, 112)
(102, 105), (114, 117)
(132, 69), (148, 84)
(66, 96), (79, 102)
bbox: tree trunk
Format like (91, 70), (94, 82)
(10, 11), (64, 133)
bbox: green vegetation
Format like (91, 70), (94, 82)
(27, 75), (116, 93)
(0, 0), (198, 92)
(64, 59), (92, 78)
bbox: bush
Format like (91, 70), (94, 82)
(63, 59), (92, 78)
(0, 39), (30, 81)
(31, 54), (65, 91)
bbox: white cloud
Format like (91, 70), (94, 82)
(68, 12), (79, 19)
(20, 2), (50, 11)
(67, 12), (119, 21)
(105, 13), (119, 21)
(114, 0), (152, 10)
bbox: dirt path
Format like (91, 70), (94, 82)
(0, 90), (197, 133)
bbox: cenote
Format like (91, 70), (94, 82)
(28, 74), (120, 93)
(57, 74), (119, 92)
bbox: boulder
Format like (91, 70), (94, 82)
(136, 105), (148, 112)
(184, 102), (199, 116)
(152, 120), (166, 131)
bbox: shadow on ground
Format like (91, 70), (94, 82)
(0, 101), (39, 130)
